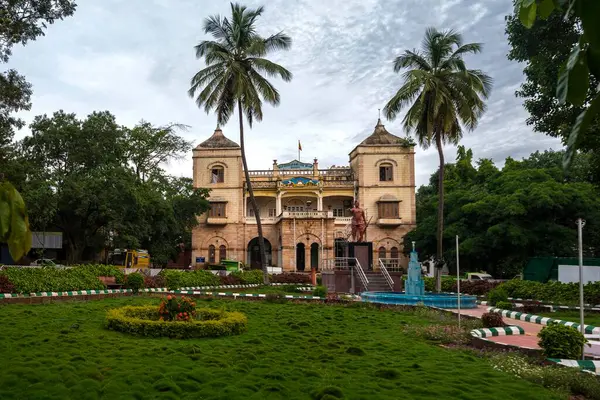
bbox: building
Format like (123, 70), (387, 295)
(191, 119), (416, 271)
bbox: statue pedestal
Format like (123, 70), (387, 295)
(348, 242), (373, 271)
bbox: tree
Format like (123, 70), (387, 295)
(125, 121), (192, 182)
(511, 0), (600, 168)
(188, 2), (292, 283)
(406, 147), (600, 277)
(383, 27), (492, 291)
(0, 0), (77, 260)
(505, 4), (600, 182)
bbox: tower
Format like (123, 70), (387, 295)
(191, 125), (243, 264)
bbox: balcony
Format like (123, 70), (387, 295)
(281, 211), (332, 219)
(377, 218), (403, 227)
(334, 217), (352, 225)
(206, 217), (228, 225)
(245, 216), (280, 224)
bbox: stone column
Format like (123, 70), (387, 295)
(317, 193), (323, 211)
(276, 191), (283, 216)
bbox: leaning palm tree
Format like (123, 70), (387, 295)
(189, 3), (292, 284)
(383, 27), (492, 292)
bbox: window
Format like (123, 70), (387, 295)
(379, 164), (393, 182)
(208, 245), (216, 263)
(219, 245), (227, 261)
(268, 208), (277, 217)
(378, 202), (399, 219)
(208, 202), (226, 218)
(247, 208), (254, 217)
(390, 247), (399, 269)
(378, 247), (386, 260)
(287, 206), (304, 212)
(211, 166), (224, 183)
(333, 208), (344, 217)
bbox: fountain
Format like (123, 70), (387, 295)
(361, 242), (477, 309)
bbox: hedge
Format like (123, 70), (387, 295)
(0, 267), (105, 293)
(498, 280), (600, 305)
(105, 306), (248, 338)
(159, 270), (220, 289)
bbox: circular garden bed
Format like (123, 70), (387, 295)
(105, 296), (247, 338)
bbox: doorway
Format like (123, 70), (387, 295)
(247, 237), (272, 269)
(296, 243), (305, 271)
(310, 243), (319, 270)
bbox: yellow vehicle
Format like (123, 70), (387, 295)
(107, 249), (150, 268)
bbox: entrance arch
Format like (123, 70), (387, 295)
(247, 237), (272, 269)
(310, 243), (319, 270)
(296, 243), (306, 271)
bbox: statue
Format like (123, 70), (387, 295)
(349, 200), (367, 242)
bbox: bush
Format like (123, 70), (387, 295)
(487, 287), (508, 306)
(230, 270), (263, 284)
(125, 273), (144, 292)
(74, 264), (125, 283)
(1, 267), (106, 293)
(159, 270), (220, 290)
(0, 274), (15, 293)
(105, 305), (247, 338)
(312, 285), (327, 297)
(495, 301), (513, 310)
(538, 322), (587, 359)
(158, 295), (196, 321)
(410, 324), (472, 345)
(143, 275), (166, 288)
(498, 279), (600, 305)
(219, 274), (241, 285)
(481, 312), (504, 328)
(271, 273), (310, 284)
(265, 292), (287, 304)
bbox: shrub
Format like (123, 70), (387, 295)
(230, 270), (263, 284)
(219, 274), (241, 285)
(0, 274), (15, 293)
(495, 301), (513, 310)
(481, 312), (504, 328)
(74, 264), (125, 283)
(271, 272), (310, 284)
(159, 270), (220, 290)
(1, 266), (105, 293)
(105, 305), (247, 338)
(125, 273), (144, 292)
(538, 322), (587, 359)
(143, 275), (166, 288)
(158, 296), (196, 321)
(265, 292), (287, 304)
(312, 285), (327, 297)
(411, 324), (472, 345)
(487, 286), (508, 306)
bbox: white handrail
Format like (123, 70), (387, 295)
(353, 257), (369, 291)
(378, 258), (394, 290)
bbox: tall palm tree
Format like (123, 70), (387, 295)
(383, 27), (492, 292)
(189, 3), (292, 284)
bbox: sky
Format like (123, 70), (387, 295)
(8, 0), (562, 187)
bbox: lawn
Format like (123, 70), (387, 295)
(0, 297), (563, 400)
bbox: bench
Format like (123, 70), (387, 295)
(99, 276), (124, 289)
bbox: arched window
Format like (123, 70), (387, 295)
(379, 163), (393, 182)
(219, 245), (227, 261)
(208, 245), (216, 263)
(378, 246), (386, 261)
(390, 247), (399, 269)
(210, 166), (224, 183)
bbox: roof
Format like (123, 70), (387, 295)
(378, 194), (400, 203)
(359, 119), (413, 146)
(278, 160), (313, 170)
(196, 125), (240, 149)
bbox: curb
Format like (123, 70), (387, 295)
(487, 307), (600, 334)
(547, 359), (600, 375)
(470, 325), (525, 338)
(172, 290), (322, 300)
(0, 288), (168, 299)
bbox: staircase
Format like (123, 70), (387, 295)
(362, 271), (392, 292)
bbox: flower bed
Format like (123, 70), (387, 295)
(105, 304), (247, 338)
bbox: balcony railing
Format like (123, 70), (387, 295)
(334, 216), (352, 224)
(245, 168), (353, 180)
(281, 211), (331, 218)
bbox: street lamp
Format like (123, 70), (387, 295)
(577, 218), (586, 359)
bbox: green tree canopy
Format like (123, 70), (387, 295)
(406, 148), (600, 277)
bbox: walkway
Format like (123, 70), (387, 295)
(457, 305), (542, 349)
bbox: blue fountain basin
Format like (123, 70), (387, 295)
(361, 291), (477, 309)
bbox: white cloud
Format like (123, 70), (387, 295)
(6, 0), (562, 187)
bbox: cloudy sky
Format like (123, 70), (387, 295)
(9, 0), (561, 187)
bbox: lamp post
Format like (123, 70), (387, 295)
(456, 235), (461, 330)
(577, 218), (586, 346)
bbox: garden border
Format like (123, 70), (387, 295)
(470, 325), (525, 338)
(547, 359), (600, 375)
(172, 289), (322, 300)
(487, 307), (600, 334)
(0, 288), (168, 299)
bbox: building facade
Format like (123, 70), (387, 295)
(191, 119), (416, 271)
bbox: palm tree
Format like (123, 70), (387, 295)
(383, 27), (492, 292)
(188, 3), (292, 284)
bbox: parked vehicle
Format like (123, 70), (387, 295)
(30, 259), (64, 267)
(107, 249), (150, 268)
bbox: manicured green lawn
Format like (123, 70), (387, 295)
(0, 297), (563, 400)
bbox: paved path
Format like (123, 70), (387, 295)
(457, 305), (542, 349)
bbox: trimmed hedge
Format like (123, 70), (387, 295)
(159, 270), (220, 290)
(105, 306), (248, 338)
(73, 264), (125, 283)
(0, 267), (105, 293)
(231, 270), (264, 284)
(271, 273), (311, 284)
(499, 279), (600, 305)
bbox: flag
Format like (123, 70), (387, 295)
(298, 140), (302, 151)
